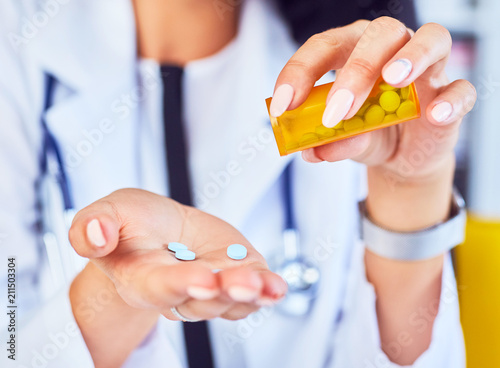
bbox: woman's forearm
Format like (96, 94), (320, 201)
(70, 262), (160, 368)
(364, 156), (455, 365)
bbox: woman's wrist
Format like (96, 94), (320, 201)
(366, 155), (455, 232)
(70, 262), (159, 368)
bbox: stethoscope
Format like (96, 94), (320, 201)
(273, 162), (321, 316)
(40, 75), (320, 315)
(39, 74), (82, 288)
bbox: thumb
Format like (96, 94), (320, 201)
(68, 200), (121, 259)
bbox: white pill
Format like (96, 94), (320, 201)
(175, 249), (196, 261)
(227, 244), (247, 260)
(168, 242), (188, 252)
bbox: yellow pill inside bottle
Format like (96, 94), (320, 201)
(396, 100), (418, 119)
(379, 91), (401, 112)
(315, 125), (337, 137)
(344, 116), (364, 132)
(364, 105), (385, 126)
(383, 113), (398, 124)
(265, 77), (420, 156)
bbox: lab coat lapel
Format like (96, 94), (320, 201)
(24, 0), (140, 208)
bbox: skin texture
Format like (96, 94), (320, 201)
(273, 17), (476, 364)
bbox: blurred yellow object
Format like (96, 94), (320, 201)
(455, 215), (500, 367)
(265, 76), (420, 156)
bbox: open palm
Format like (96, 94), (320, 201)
(69, 189), (287, 321)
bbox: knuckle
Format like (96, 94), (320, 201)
(353, 19), (370, 29)
(102, 199), (122, 224)
(284, 58), (312, 72)
(372, 16), (407, 38)
(347, 57), (378, 78)
(424, 22), (452, 47)
(412, 40), (433, 58)
(308, 30), (342, 50)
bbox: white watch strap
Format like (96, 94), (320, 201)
(360, 191), (466, 261)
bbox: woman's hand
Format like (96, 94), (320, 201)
(69, 189), (286, 322)
(69, 189), (286, 367)
(270, 17), (476, 365)
(270, 17), (476, 184)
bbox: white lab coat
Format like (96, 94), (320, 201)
(0, 0), (464, 367)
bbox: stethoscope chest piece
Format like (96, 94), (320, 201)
(271, 226), (321, 317)
(274, 255), (321, 317)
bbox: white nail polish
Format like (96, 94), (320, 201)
(322, 89), (354, 128)
(431, 102), (453, 123)
(383, 59), (413, 85)
(187, 286), (218, 300)
(302, 149), (322, 163)
(228, 286), (258, 302)
(270, 84), (294, 117)
(86, 219), (106, 247)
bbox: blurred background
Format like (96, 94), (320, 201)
(415, 0), (500, 365)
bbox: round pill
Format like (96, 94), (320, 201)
(299, 132), (319, 145)
(400, 86), (410, 100)
(383, 113), (398, 124)
(175, 249), (196, 261)
(379, 91), (401, 112)
(227, 244), (247, 260)
(168, 242), (188, 252)
(356, 101), (371, 116)
(343, 116), (364, 132)
(364, 105), (385, 126)
(396, 100), (417, 119)
(333, 121), (344, 131)
(315, 125), (336, 137)
(379, 82), (396, 91)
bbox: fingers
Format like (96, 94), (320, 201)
(427, 79), (477, 126)
(270, 20), (368, 116)
(216, 270), (287, 320)
(164, 268), (287, 322)
(69, 200), (121, 258)
(258, 269), (288, 302)
(123, 262), (219, 311)
(219, 266), (263, 303)
(382, 23), (452, 88)
(69, 188), (186, 259)
(324, 17), (411, 126)
(303, 133), (372, 163)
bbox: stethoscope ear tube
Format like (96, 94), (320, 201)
(273, 162), (321, 317)
(39, 74), (85, 289)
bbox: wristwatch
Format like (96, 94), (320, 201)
(359, 189), (466, 261)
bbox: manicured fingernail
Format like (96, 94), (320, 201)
(322, 89), (354, 128)
(270, 84), (294, 117)
(228, 286), (258, 302)
(86, 219), (106, 247)
(187, 286), (219, 300)
(256, 298), (277, 307)
(302, 149), (322, 163)
(383, 59), (412, 85)
(431, 102), (453, 123)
